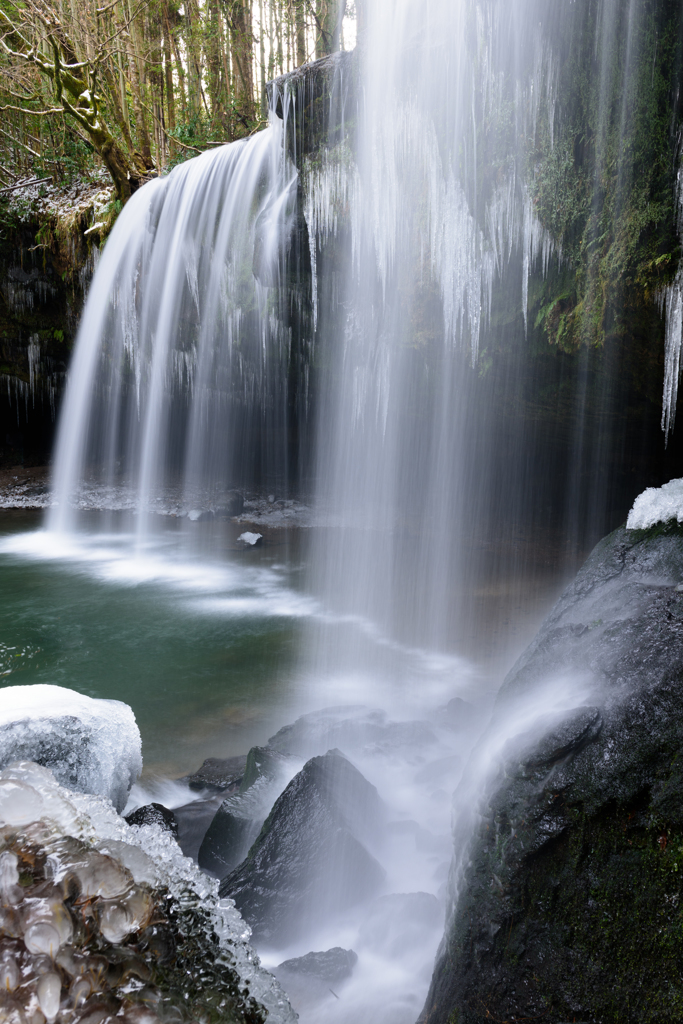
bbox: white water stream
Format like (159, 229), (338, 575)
(49, 120), (297, 536)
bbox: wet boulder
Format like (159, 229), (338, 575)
(0, 684), (141, 813)
(273, 948), (357, 1009)
(275, 947), (357, 984)
(421, 523), (683, 1024)
(198, 746), (298, 878)
(125, 802), (178, 837)
(172, 792), (225, 861)
(184, 754), (247, 792)
(219, 749), (385, 947)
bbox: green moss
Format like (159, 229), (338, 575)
(527, 0), (682, 352)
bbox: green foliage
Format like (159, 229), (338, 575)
(528, 0), (682, 350)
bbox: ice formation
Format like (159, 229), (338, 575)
(237, 533), (263, 547)
(0, 761), (296, 1024)
(626, 478), (683, 530)
(0, 685), (142, 813)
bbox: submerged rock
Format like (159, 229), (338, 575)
(198, 746), (298, 879)
(275, 947), (358, 984)
(359, 893), (443, 959)
(422, 523), (683, 1024)
(219, 749), (385, 947)
(172, 793), (225, 861)
(0, 761), (296, 1024)
(273, 947), (357, 1010)
(184, 755), (247, 792)
(0, 685), (141, 813)
(268, 705), (437, 760)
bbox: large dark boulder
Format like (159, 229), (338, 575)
(219, 749), (385, 947)
(198, 746), (297, 878)
(422, 523), (683, 1024)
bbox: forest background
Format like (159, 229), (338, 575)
(0, 0), (357, 201)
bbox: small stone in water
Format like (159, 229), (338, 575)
(37, 972), (62, 1020)
(237, 532), (262, 547)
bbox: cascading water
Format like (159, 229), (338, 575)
(288, 0), (683, 1020)
(303, 0), (560, 689)
(49, 119), (300, 535)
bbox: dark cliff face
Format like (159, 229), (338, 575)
(0, 204), (95, 468)
(422, 521), (683, 1024)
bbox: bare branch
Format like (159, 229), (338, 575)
(0, 102), (63, 114)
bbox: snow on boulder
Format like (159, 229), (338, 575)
(0, 684), (142, 812)
(626, 478), (683, 530)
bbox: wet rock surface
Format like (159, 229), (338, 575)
(183, 756), (247, 793)
(219, 750), (385, 947)
(272, 947), (357, 1011)
(275, 946), (358, 984)
(422, 523), (683, 1024)
(124, 803), (178, 838)
(172, 794), (225, 862)
(198, 747), (297, 880)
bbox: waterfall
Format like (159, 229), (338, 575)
(49, 120), (299, 534)
(301, 0), (561, 688)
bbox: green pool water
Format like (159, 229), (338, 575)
(0, 510), (310, 778)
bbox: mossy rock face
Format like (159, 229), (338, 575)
(422, 523), (683, 1023)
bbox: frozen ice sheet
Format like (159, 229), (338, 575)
(0, 684), (142, 812)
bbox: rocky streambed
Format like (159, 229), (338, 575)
(3, 500), (683, 1024)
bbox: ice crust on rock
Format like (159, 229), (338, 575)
(0, 684), (142, 813)
(626, 478), (683, 530)
(0, 761), (297, 1024)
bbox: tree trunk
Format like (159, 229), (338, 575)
(227, 0), (255, 129)
(315, 0), (341, 58)
(162, 10), (175, 135)
(294, 0), (306, 66)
